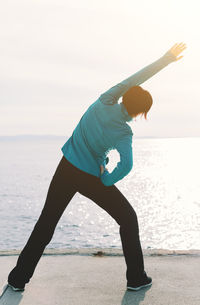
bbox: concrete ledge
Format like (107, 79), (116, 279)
(0, 247), (200, 256)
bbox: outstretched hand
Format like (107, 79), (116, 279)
(164, 42), (187, 62)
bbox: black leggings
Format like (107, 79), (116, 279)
(8, 156), (144, 285)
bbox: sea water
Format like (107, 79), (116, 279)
(0, 136), (200, 251)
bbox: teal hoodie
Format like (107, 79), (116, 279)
(61, 53), (175, 186)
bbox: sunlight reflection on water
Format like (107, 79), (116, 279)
(0, 137), (200, 250)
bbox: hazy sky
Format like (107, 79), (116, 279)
(0, 0), (199, 137)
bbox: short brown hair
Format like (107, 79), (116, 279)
(122, 86), (153, 120)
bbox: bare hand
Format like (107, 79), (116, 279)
(164, 42), (187, 62)
(100, 165), (107, 175)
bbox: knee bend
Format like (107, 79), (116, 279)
(118, 208), (139, 228)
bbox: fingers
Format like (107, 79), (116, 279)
(177, 42), (187, 51)
(173, 42), (187, 52)
(171, 42), (186, 49)
(164, 42), (186, 63)
(168, 42), (187, 59)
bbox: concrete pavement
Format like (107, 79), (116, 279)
(0, 250), (200, 305)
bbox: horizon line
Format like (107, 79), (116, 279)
(0, 134), (199, 139)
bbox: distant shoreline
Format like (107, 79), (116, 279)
(0, 248), (200, 257)
(0, 135), (200, 140)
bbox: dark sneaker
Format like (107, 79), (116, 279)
(127, 271), (152, 291)
(8, 281), (25, 291)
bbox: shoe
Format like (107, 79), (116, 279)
(127, 271), (152, 291)
(8, 281), (25, 292)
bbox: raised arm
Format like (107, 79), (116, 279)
(99, 42), (187, 105)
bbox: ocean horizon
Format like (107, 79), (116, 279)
(1, 134), (199, 139)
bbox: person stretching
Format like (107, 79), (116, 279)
(7, 42), (186, 291)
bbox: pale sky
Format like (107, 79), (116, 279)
(0, 0), (199, 137)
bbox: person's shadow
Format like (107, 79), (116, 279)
(121, 285), (151, 305)
(0, 283), (23, 305)
(0, 281), (151, 305)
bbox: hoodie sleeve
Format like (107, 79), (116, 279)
(99, 53), (176, 105)
(100, 133), (133, 186)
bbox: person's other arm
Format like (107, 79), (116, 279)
(99, 42), (187, 105)
(100, 133), (133, 186)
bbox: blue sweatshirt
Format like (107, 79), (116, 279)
(61, 53), (176, 186)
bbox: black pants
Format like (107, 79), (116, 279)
(8, 156), (144, 286)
